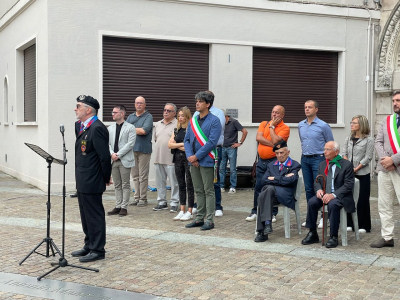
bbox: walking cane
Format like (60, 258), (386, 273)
(316, 174), (326, 245)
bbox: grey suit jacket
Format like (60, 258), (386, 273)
(342, 136), (374, 176)
(375, 115), (400, 175)
(108, 122), (136, 168)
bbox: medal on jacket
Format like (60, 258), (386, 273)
(81, 140), (87, 155)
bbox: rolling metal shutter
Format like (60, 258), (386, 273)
(103, 37), (209, 121)
(24, 44), (36, 122)
(253, 48), (338, 124)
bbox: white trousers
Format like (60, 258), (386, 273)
(155, 164), (179, 207)
(378, 171), (400, 241)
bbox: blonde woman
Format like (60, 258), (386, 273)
(343, 115), (374, 233)
(168, 107), (194, 221)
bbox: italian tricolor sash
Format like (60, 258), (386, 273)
(387, 114), (400, 154)
(190, 116), (219, 182)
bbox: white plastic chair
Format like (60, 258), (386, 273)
(320, 178), (360, 246)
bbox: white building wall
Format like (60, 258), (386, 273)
(0, 0), (380, 191)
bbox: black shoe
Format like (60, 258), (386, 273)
(185, 220), (204, 228)
(254, 231), (268, 242)
(69, 192), (78, 198)
(200, 222), (214, 230)
(153, 204), (168, 211)
(170, 206), (178, 213)
(71, 248), (90, 257)
(370, 238), (394, 248)
(264, 223), (273, 234)
(107, 207), (121, 215)
(326, 236), (338, 248)
(79, 252), (105, 262)
(301, 231), (319, 245)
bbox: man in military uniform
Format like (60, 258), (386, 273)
(71, 95), (112, 262)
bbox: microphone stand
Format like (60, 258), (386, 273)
(37, 126), (99, 281)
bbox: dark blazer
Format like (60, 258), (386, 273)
(314, 159), (355, 213)
(261, 158), (301, 210)
(75, 119), (112, 193)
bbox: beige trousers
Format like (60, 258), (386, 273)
(378, 171), (400, 241)
(111, 160), (131, 209)
(131, 152), (151, 203)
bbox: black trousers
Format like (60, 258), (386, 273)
(347, 174), (371, 232)
(77, 192), (106, 254)
(256, 185), (280, 231)
(174, 152), (195, 207)
(306, 196), (343, 236)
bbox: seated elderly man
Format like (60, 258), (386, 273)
(301, 141), (355, 248)
(254, 141), (301, 242)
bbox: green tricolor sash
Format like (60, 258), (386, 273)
(387, 114), (400, 154)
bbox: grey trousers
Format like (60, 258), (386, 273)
(256, 185), (279, 231)
(131, 152), (151, 203)
(190, 166), (215, 223)
(111, 160), (131, 209)
(155, 164), (179, 207)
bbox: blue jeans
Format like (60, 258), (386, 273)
(215, 147), (223, 211)
(301, 154), (325, 202)
(252, 157), (277, 215)
(219, 147), (238, 189)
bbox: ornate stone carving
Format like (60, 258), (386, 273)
(377, 4), (400, 90)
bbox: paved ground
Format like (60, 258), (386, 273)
(1, 171), (400, 299)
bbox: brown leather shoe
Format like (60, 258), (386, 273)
(119, 208), (127, 216)
(107, 207), (121, 215)
(370, 238), (394, 248)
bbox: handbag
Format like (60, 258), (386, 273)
(250, 153), (258, 178)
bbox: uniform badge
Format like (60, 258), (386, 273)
(276, 144), (281, 149)
(81, 140), (87, 155)
(79, 95), (86, 100)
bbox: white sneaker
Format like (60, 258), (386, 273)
(359, 229), (367, 234)
(272, 215), (277, 223)
(180, 211), (193, 221)
(221, 188), (226, 192)
(302, 221), (306, 227)
(228, 188), (236, 194)
(215, 210), (223, 217)
(192, 207), (197, 214)
(347, 227), (353, 232)
(246, 213), (257, 221)
(173, 211), (184, 221)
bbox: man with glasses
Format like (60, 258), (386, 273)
(71, 95), (111, 262)
(126, 96), (153, 206)
(107, 105), (136, 217)
(298, 100), (334, 228)
(301, 141), (355, 248)
(153, 103), (180, 212)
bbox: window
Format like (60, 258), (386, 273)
(24, 44), (36, 122)
(102, 37), (209, 121)
(252, 47), (338, 124)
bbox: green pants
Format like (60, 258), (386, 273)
(190, 166), (215, 223)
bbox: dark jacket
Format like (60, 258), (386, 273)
(314, 159), (355, 213)
(75, 119), (112, 193)
(261, 158), (301, 210)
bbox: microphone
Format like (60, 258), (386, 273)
(60, 124), (65, 134)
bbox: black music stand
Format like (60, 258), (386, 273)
(19, 143), (63, 265)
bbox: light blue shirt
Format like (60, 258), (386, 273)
(298, 116), (334, 155)
(82, 116), (95, 129)
(194, 106), (225, 146)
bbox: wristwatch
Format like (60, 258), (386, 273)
(270, 125), (275, 129)
(239, 142), (242, 144)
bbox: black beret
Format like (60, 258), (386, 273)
(76, 95), (100, 110)
(273, 140), (287, 152)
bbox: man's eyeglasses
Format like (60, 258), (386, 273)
(135, 102), (144, 105)
(350, 122), (359, 125)
(76, 104), (88, 109)
(164, 109), (174, 113)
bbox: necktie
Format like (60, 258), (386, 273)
(326, 164), (334, 194)
(279, 163), (283, 171)
(79, 123), (84, 135)
(397, 116), (400, 129)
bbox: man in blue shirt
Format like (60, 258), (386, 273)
(298, 100), (334, 228)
